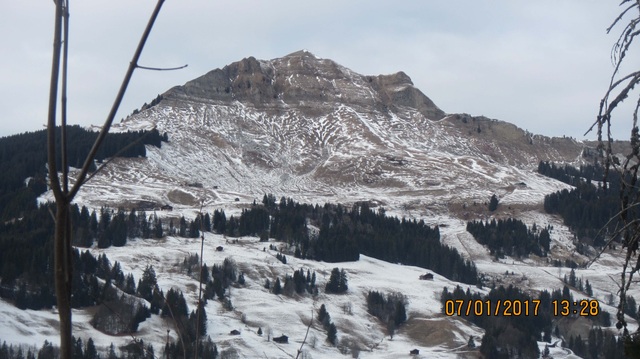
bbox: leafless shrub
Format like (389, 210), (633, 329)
(342, 302), (353, 315)
(587, 0), (640, 349)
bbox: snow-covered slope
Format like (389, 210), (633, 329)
(0, 228), (615, 359)
(20, 51), (634, 358)
(64, 50), (584, 216)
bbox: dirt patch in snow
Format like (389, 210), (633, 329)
(404, 315), (471, 348)
(167, 189), (199, 206)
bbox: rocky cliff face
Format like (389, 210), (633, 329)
(163, 50), (445, 121)
(86, 50), (586, 214)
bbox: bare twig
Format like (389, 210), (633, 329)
(194, 203), (206, 359)
(67, 0), (166, 200)
(592, 0), (640, 336)
(137, 64), (188, 71)
(61, 1), (69, 194)
(295, 311), (314, 359)
(80, 127), (159, 186)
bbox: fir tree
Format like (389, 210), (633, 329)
(85, 338), (98, 359)
(326, 268), (348, 294)
(273, 278), (282, 295)
(137, 265), (157, 301)
(488, 194), (499, 211)
(327, 323), (337, 345)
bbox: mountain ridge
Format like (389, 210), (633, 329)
(161, 50), (446, 122)
(90, 51), (586, 217)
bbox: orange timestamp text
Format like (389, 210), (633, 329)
(444, 299), (600, 317)
(444, 299), (541, 317)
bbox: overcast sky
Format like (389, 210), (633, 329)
(1, 1), (636, 140)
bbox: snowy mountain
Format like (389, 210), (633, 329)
(6, 50), (634, 358)
(72, 50), (586, 215)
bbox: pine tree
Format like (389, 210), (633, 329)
(107, 343), (118, 359)
(137, 265), (157, 301)
(145, 344), (154, 359)
(72, 337), (83, 359)
(339, 269), (348, 293)
(194, 301), (207, 337)
(154, 218), (163, 238)
(326, 268), (348, 293)
(327, 323), (337, 345)
(179, 216), (187, 237)
(395, 301), (407, 326)
(204, 213), (212, 232)
(585, 280), (593, 296)
(85, 338), (98, 359)
(318, 304), (328, 324)
(387, 319), (396, 340)
(488, 194), (499, 211)
(124, 274), (136, 295)
(273, 278), (282, 295)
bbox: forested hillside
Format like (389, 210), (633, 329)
(0, 126), (166, 221)
(538, 161), (625, 246)
(228, 196), (479, 284)
(467, 218), (551, 258)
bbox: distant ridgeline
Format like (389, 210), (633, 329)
(0, 126), (167, 221)
(538, 161), (627, 247)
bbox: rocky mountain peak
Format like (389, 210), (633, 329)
(111, 50), (595, 214)
(162, 50), (445, 120)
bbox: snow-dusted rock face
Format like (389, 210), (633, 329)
(163, 50), (445, 121)
(79, 50), (586, 214)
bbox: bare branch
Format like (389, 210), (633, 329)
(80, 127), (159, 186)
(607, 3), (638, 34)
(295, 311), (314, 359)
(46, 0), (64, 202)
(68, 0), (167, 200)
(46, 2), (167, 359)
(137, 64), (188, 71)
(61, 2), (70, 194)
(594, 0), (640, 335)
(194, 204), (206, 359)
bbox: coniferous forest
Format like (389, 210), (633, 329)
(0, 126), (167, 222)
(233, 196), (479, 285)
(0, 188), (479, 358)
(467, 218), (551, 258)
(538, 161), (624, 245)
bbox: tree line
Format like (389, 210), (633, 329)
(565, 326), (625, 359)
(0, 336), (219, 359)
(466, 219), (551, 258)
(539, 161), (624, 246)
(0, 126), (167, 221)
(218, 196), (479, 285)
(0, 202), (208, 290)
(537, 161), (604, 187)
